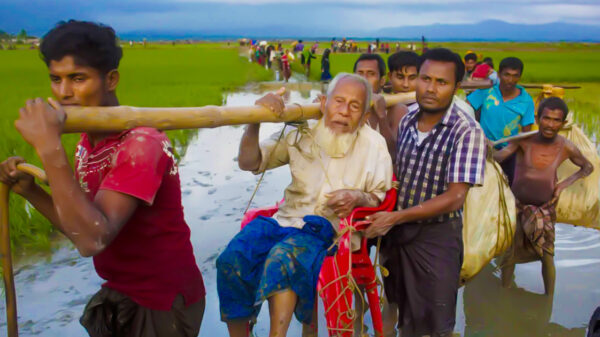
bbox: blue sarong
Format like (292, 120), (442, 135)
(216, 215), (335, 324)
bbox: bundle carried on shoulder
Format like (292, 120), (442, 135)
(556, 119), (600, 229)
(461, 157), (517, 284)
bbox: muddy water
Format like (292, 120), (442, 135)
(1, 85), (599, 337)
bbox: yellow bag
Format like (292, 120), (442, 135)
(556, 121), (600, 229)
(460, 157), (517, 283)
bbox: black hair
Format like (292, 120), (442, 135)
(418, 48), (465, 84)
(388, 51), (420, 73)
(464, 52), (477, 62)
(40, 20), (122, 74)
(499, 56), (524, 74)
(538, 96), (569, 121)
(483, 57), (494, 69)
(353, 53), (386, 77)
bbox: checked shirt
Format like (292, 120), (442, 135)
(396, 103), (487, 223)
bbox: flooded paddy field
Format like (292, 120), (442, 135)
(1, 84), (599, 337)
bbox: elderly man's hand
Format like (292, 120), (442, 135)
(326, 189), (363, 219)
(255, 87), (286, 118)
(364, 211), (403, 238)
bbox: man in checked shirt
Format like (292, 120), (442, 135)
(366, 48), (487, 337)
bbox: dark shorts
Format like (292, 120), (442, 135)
(80, 287), (205, 337)
(216, 215), (334, 324)
(381, 218), (463, 337)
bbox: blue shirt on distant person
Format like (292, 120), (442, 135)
(467, 83), (534, 148)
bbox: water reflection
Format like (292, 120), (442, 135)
(461, 223), (600, 337)
(463, 264), (584, 337)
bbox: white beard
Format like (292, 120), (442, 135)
(312, 119), (359, 158)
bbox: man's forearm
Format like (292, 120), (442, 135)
(493, 142), (518, 163)
(238, 124), (262, 171)
(19, 184), (62, 232)
(559, 166), (593, 190)
(558, 146), (594, 191)
(394, 186), (469, 224)
(36, 141), (109, 252)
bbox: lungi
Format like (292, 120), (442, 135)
(216, 215), (334, 324)
(380, 218), (463, 337)
(504, 200), (557, 264)
(80, 287), (205, 337)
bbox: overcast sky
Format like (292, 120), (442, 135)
(1, 0), (599, 36)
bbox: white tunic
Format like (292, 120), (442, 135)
(255, 122), (393, 229)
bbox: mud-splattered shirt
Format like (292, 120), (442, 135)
(74, 127), (205, 310)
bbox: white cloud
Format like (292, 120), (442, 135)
(529, 4), (600, 19)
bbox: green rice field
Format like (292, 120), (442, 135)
(1, 41), (599, 251)
(294, 41), (600, 83)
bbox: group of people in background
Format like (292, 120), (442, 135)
(246, 38), (427, 83)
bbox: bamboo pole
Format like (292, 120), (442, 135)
(491, 130), (539, 146)
(62, 92), (416, 134)
(460, 80), (581, 90)
(0, 164), (47, 337)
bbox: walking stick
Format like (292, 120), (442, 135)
(1, 164), (47, 337)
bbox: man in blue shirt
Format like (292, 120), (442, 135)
(467, 56), (535, 183)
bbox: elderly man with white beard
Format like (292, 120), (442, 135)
(216, 73), (393, 337)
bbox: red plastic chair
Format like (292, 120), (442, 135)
(240, 186), (397, 337)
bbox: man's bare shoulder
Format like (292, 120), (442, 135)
(560, 135), (580, 155)
(389, 102), (408, 115)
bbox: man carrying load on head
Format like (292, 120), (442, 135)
(216, 73), (393, 337)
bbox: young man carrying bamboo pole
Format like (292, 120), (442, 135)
(216, 73), (393, 337)
(0, 20), (205, 337)
(494, 97), (593, 295)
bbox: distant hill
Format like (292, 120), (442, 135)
(376, 20), (600, 42)
(115, 20), (600, 42)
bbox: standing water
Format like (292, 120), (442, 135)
(1, 84), (599, 337)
